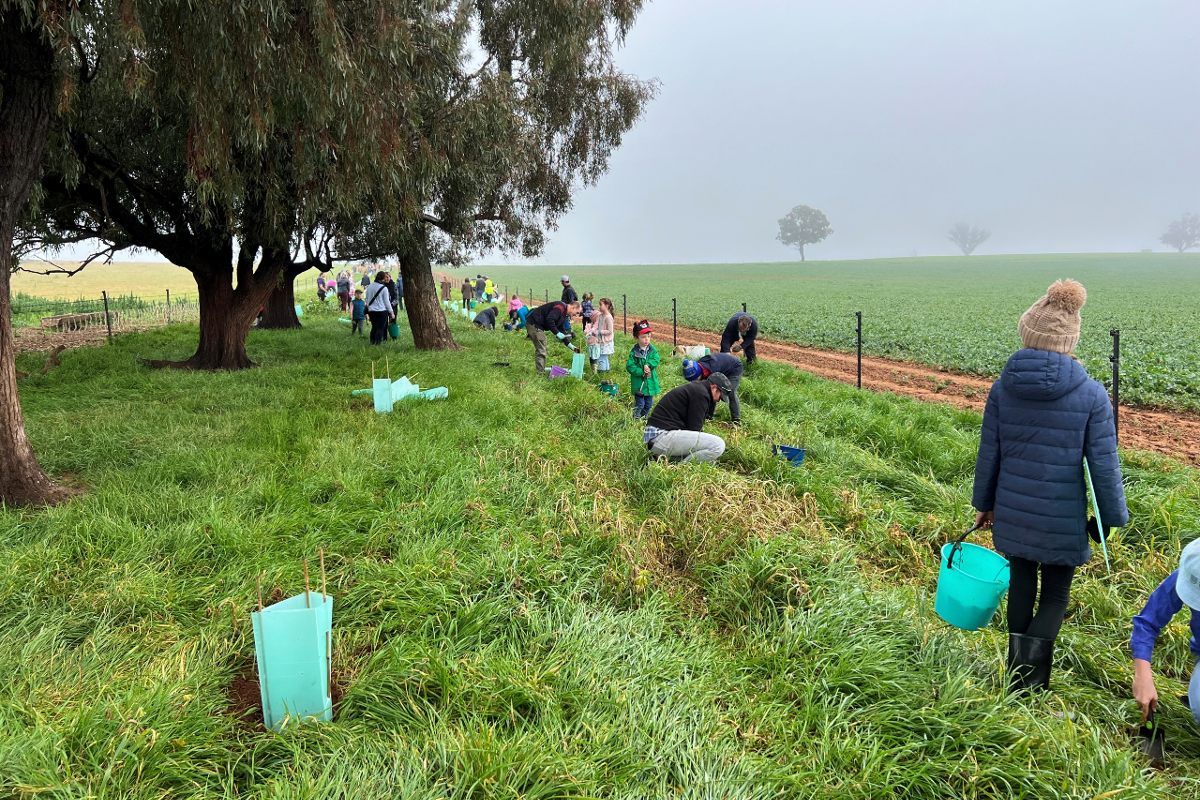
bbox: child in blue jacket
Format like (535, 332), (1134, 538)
(1132, 538), (1200, 727)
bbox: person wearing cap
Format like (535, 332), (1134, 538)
(1132, 539), (1200, 727)
(682, 352), (744, 424)
(627, 320), (660, 418)
(643, 372), (732, 463)
(972, 279), (1128, 693)
(525, 299), (581, 372)
(560, 275), (578, 304)
(720, 311), (759, 365)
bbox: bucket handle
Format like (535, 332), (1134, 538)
(945, 523), (982, 571)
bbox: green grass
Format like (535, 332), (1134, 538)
(3, 303), (1199, 798)
(481, 253), (1200, 412)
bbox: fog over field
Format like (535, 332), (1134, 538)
(521, 0), (1200, 264)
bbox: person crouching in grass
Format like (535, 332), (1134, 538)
(1132, 538), (1200, 728)
(972, 279), (1127, 693)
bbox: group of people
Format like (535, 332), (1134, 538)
(355, 270), (402, 344)
(318, 267), (403, 316)
(483, 274), (1197, 730)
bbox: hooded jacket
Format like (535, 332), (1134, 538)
(972, 348), (1128, 566)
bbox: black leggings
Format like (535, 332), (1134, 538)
(1007, 556), (1076, 640)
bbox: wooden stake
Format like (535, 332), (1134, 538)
(385, 356), (391, 380)
(319, 548), (327, 597)
(303, 558), (312, 608)
(256, 573), (264, 610)
(371, 361), (375, 381)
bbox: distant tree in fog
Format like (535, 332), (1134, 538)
(948, 223), (990, 255)
(776, 205), (832, 261)
(1160, 213), (1200, 252)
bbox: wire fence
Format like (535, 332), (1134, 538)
(9, 290), (200, 340)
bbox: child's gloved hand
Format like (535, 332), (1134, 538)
(1086, 516), (1108, 543)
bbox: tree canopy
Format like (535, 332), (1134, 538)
(776, 205), (832, 262)
(947, 222), (990, 256)
(1160, 213), (1200, 253)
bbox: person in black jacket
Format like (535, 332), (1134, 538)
(560, 274), (578, 304)
(643, 373), (733, 463)
(720, 312), (758, 364)
(473, 306), (499, 330)
(526, 300), (581, 371)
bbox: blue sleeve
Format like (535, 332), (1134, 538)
(1084, 382), (1129, 528)
(972, 384), (1001, 512)
(1131, 572), (1184, 662)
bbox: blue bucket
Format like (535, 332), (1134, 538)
(772, 444), (806, 466)
(934, 528), (1010, 631)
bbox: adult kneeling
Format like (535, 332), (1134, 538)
(682, 352), (744, 424)
(644, 372), (733, 463)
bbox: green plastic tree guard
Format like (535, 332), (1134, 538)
(372, 378), (393, 413)
(294, 304), (304, 317)
(570, 353), (586, 379)
(251, 591), (333, 730)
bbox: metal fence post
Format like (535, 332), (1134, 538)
(855, 311), (863, 389)
(544, 288), (549, 302)
(166, 289), (172, 324)
(622, 294), (627, 335)
(102, 291), (114, 340)
(1110, 328), (1121, 443)
(672, 297), (677, 347)
(742, 302), (747, 313)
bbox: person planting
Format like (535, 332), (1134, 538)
(682, 352), (744, 424)
(720, 311), (758, 365)
(525, 300), (581, 372)
(972, 278), (1127, 693)
(644, 372), (733, 463)
(507, 293), (527, 323)
(560, 274), (578, 304)
(627, 320), (660, 419)
(1131, 538), (1200, 728)
(473, 305), (499, 330)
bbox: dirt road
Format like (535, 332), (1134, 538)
(654, 320), (1200, 466)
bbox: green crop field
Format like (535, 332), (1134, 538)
(482, 253), (1200, 413)
(3, 304), (1199, 797)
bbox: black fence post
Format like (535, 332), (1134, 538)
(672, 297), (677, 347)
(102, 291), (114, 341)
(544, 288), (549, 302)
(166, 289), (172, 324)
(622, 294), (627, 335)
(742, 302), (747, 313)
(855, 311), (863, 389)
(1110, 328), (1120, 443)
(529, 287), (533, 303)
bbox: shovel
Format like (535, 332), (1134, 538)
(1135, 708), (1165, 769)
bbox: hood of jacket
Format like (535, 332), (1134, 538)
(999, 348), (1089, 402)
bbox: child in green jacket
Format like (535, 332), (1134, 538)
(627, 320), (660, 419)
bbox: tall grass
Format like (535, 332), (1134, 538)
(2, 302), (1197, 798)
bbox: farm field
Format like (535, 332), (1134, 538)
(3, 305), (1199, 797)
(12, 260), (199, 301)
(482, 253), (1200, 412)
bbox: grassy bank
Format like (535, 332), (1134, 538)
(3, 304), (1198, 798)
(482, 253), (1200, 412)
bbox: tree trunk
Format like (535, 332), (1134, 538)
(400, 237), (459, 350)
(150, 265), (279, 370)
(0, 13), (74, 506)
(258, 268), (302, 329)
(799, 244), (805, 262)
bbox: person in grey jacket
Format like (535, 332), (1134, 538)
(973, 279), (1128, 693)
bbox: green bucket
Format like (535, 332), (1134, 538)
(934, 527), (1010, 631)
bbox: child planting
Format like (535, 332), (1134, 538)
(972, 279), (1127, 693)
(627, 320), (660, 419)
(1131, 538), (1200, 728)
(350, 290), (366, 335)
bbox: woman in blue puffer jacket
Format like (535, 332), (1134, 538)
(972, 279), (1128, 693)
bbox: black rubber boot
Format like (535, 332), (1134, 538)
(1007, 633), (1054, 693)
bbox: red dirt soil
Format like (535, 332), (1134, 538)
(655, 319), (1200, 466)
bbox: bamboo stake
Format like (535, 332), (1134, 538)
(385, 356), (391, 380)
(303, 558), (312, 608)
(256, 573), (264, 610)
(319, 548), (327, 597)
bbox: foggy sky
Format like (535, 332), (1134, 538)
(516, 0), (1200, 264)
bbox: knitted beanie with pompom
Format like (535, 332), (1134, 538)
(1019, 279), (1087, 354)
